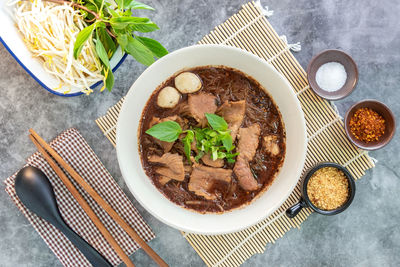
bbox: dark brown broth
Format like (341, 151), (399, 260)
(139, 66), (285, 213)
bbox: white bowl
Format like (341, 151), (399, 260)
(116, 45), (307, 234)
(0, 3), (126, 97)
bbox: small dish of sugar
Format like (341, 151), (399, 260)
(307, 50), (358, 100)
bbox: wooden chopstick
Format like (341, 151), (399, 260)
(29, 134), (135, 267)
(29, 129), (169, 267)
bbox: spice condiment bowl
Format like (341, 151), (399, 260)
(307, 49), (358, 100)
(286, 162), (356, 218)
(344, 100), (396, 150)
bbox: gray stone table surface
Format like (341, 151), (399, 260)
(1, 0), (399, 266)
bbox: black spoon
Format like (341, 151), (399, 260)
(15, 166), (112, 267)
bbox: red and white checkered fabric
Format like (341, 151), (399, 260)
(4, 128), (155, 266)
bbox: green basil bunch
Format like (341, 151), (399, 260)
(73, 0), (168, 91)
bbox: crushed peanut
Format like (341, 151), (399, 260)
(307, 167), (349, 210)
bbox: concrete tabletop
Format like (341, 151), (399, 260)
(1, 0), (399, 266)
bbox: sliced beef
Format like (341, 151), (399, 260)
(201, 153), (224, 168)
(237, 124), (261, 161)
(217, 100), (245, 141)
(234, 124), (261, 191)
(158, 176), (172, 186)
(188, 164), (232, 200)
(263, 135), (280, 156)
(149, 116), (182, 152)
(148, 153), (185, 185)
(188, 93), (217, 127)
(234, 158), (259, 191)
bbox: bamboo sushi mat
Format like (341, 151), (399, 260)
(96, 2), (375, 266)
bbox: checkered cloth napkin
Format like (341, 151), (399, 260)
(4, 128), (155, 267)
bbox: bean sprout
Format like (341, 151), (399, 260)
(8, 0), (104, 94)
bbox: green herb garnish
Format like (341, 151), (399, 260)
(145, 114), (239, 164)
(145, 121), (182, 142)
(47, 0), (169, 92)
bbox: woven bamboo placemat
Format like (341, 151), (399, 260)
(96, 2), (375, 266)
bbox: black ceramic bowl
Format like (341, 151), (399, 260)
(286, 162), (356, 218)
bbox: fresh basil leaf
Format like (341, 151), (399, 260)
(81, 3), (98, 19)
(125, 0), (155, 10)
(221, 134), (233, 152)
(145, 121), (182, 142)
(85, 0), (100, 12)
(73, 23), (96, 59)
(130, 22), (159, 33)
(227, 158), (235, 163)
(205, 113), (228, 131)
(182, 130), (194, 164)
(96, 22), (106, 28)
(116, 34), (128, 50)
(95, 36), (110, 68)
(97, 27), (116, 56)
(114, 0), (123, 8)
(105, 68), (114, 91)
(124, 36), (155, 66)
(89, 0), (102, 9)
(110, 17), (150, 29)
(107, 7), (119, 17)
(122, 9), (133, 16)
(136, 36), (168, 58)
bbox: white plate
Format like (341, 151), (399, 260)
(0, 2), (126, 96)
(116, 44), (307, 234)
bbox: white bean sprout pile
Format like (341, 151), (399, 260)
(8, 0), (105, 94)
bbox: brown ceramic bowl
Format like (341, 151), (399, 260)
(307, 50), (358, 100)
(344, 100), (396, 150)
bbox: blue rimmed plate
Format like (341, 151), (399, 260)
(0, 3), (127, 97)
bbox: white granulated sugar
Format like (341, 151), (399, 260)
(315, 62), (347, 92)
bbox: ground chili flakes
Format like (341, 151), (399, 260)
(349, 107), (385, 143)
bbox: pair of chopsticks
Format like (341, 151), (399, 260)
(29, 129), (168, 267)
